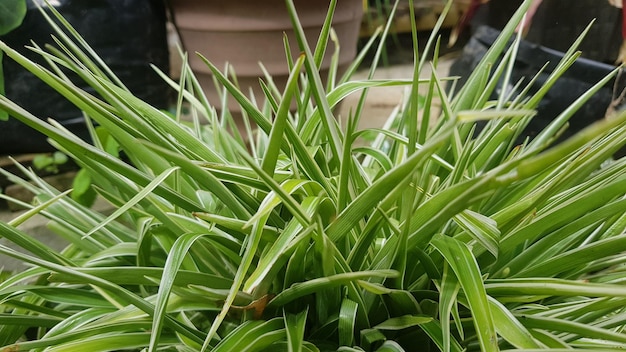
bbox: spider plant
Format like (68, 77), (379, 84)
(0, 0), (625, 351)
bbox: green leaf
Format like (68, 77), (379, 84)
(453, 0), (534, 110)
(418, 320), (464, 352)
(44, 332), (177, 352)
(48, 266), (232, 288)
(501, 350), (618, 352)
(149, 232), (211, 352)
(454, 210), (500, 258)
(375, 341), (406, 352)
(212, 318), (285, 352)
(360, 328), (387, 351)
(17, 286), (114, 308)
(0, 320), (158, 351)
(202, 189), (272, 349)
(485, 278), (626, 298)
(285, 0), (343, 162)
(519, 315), (626, 344)
(71, 168), (97, 206)
(357, 280), (394, 295)
(0, 0), (26, 35)
(339, 298), (358, 347)
(244, 196), (321, 292)
(438, 264), (461, 352)
(374, 315), (433, 330)
(0, 96), (201, 214)
(143, 141), (254, 220)
(517, 232), (626, 278)
(32, 154), (53, 170)
(513, 109), (626, 180)
(0, 221), (71, 266)
(327, 120), (457, 242)
(285, 309), (308, 352)
(8, 189), (72, 228)
(84, 166), (180, 238)
(488, 297), (542, 349)
(269, 270), (398, 308)
(0, 313), (61, 328)
(261, 54), (305, 176)
(0, 244), (205, 346)
(431, 235), (498, 352)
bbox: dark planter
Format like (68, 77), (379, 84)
(0, 0), (170, 155)
(450, 25), (625, 146)
(470, 0), (623, 64)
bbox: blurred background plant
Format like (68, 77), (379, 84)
(0, 0), (26, 35)
(0, 0), (625, 351)
(31, 151), (67, 173)
(0, 0), (26, 121)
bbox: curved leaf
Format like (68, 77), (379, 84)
(431, 234), (498, 352)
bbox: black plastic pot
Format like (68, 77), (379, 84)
(0, 0), (170, 155)
(470, 0), (623, 64)
(450, 25), (625, 146)
(524, 0), (623, 65)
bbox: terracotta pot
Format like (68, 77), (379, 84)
(169, 0), (363, 111)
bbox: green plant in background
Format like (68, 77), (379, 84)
(0, 0), (27, 121)
(364, 0), (398, 67)
(0, 0), (626, 351)
(32, 151), (68, 173)
(0, 0), (26, 35)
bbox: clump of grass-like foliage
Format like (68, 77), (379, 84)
(1, 0), (626, 351)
